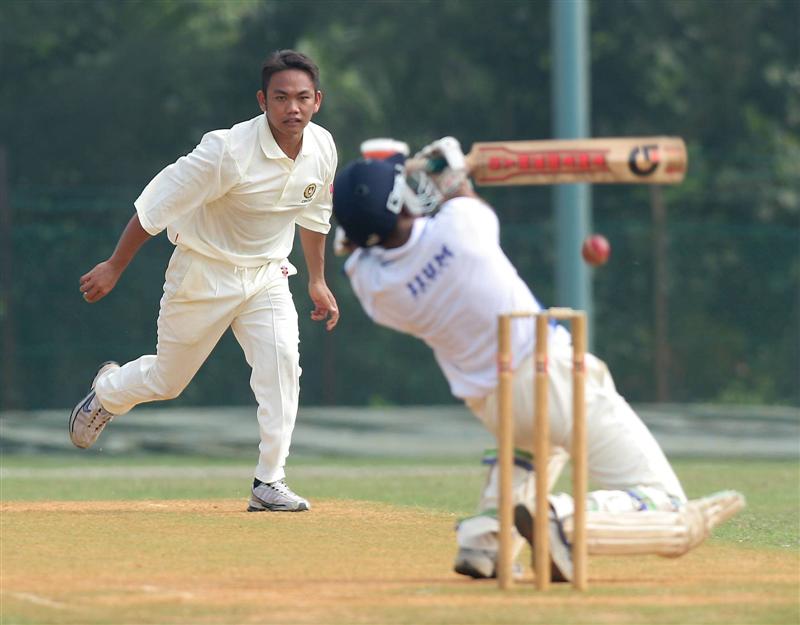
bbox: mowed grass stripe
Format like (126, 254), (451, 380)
(0, 463), (488, 515)
(0, 464), (484, 480)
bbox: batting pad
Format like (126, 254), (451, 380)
(561, 490), (745, 557)
(478, 448), (568, 513)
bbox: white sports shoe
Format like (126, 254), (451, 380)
(68, 361), (120, 449)
(514, 503), (573, 583)
(248, 478), (311, 512)
(454, 547), (495, 579)
(453, 547), (524, 580)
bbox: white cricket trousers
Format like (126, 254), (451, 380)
(466, 343), (686, 502)
(95, 246), (300, 484)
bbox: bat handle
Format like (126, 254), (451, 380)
(404, 156), (448, 174)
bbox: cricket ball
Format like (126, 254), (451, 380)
(581, 234), (611, 266)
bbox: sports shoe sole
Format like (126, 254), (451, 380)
(68, 390), (98, 446)
(453, 549), (525, 580)
(246, 498), (309, 512)
(453, 548), (495, 579)
(68, 361), (119, 448)
(514, 504), (571, 583)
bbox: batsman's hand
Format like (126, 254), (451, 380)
(80, 260), (123, 303)
(417, 136), (467, 172)
(410, 136), (470, 200)
(308, 279), (339, 331)
(333, 226), (357, 256)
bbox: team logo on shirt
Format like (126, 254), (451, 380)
(302, 183), (317, 202)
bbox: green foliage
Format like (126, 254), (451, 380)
(1, 0), (798, 408)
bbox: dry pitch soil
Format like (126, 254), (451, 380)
(2, 499), (798, 625)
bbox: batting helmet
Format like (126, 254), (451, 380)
(333, 157), (445, 248)
(332, 159), (403, 248)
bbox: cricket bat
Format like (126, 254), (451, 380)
(406, 136), (687, 185)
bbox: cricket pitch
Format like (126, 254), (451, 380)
(2, 498), (797, 625)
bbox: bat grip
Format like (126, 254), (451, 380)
(404, 157), (448, 174)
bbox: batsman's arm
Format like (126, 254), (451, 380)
(299, 227), (340, 331)
(79, 213), (152, 303)
(333, 226), (358, 256)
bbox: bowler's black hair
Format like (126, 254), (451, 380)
(261, 49), (321, 93)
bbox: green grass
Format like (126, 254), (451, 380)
(2, 454), (797, 549)
(674, 459), (799, 549)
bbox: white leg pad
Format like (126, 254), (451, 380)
(478, 449), (568, 512)
(549, 484), (680, 520)
(587, 486), (681, 513)
(478, 463), (535, 513)
(457, 446), (565, 558)
(560, 490), (746, 557)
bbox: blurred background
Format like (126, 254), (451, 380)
(1, 0), (798, 418)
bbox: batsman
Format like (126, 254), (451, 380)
(332, 137), (745, 581)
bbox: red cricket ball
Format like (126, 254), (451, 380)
(581, 234), (611, 266)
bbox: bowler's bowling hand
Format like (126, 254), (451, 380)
(80, 260), (122, 303)
(308, 280), (339, 331)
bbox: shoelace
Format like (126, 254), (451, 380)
(270, 479), (299, 498)
(92, 410), (113, 432)
(86, 407), (113, 431)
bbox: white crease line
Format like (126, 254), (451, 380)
(139, 585), (195, 600)
(10, 592), (71, 610)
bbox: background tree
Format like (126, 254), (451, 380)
(1, 0), (797, 409)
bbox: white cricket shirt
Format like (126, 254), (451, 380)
(135, 115), (337, 267)
(344, 196), (570, 399)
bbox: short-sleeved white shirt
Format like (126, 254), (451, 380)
(344, 196), (570, 399)
(135, 115), (337, 267)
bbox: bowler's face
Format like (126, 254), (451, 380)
(258, 69), (321, 144)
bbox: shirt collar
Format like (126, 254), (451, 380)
(258, 115), (313, 159)
(375, 218), (429, 263)
(343, 219), (428, 275)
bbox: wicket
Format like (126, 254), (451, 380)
(496, 307), (588, 591)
